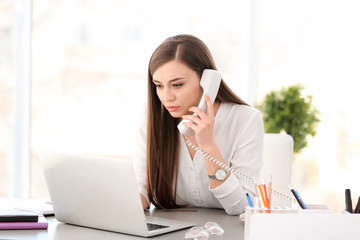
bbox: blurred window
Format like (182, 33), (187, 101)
(0, 1), (16, 197)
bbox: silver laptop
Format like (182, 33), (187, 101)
(41, 152), (195, 237)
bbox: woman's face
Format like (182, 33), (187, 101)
(152, 60), (203, 118)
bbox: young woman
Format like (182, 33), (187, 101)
(133, 34), (264, 215)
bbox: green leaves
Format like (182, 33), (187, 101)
(257, 85), (320, 154)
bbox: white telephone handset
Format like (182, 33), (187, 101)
(177, 69), (222, 136)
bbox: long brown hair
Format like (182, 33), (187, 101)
(147, 34), (248, 209)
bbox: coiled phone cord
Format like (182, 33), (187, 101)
(184, 136), (296, 205)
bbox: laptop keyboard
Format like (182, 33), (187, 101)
(147, 223), (170, 231)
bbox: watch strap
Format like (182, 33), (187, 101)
(208, 174), (217, 179)
(208, 168), (227, 181)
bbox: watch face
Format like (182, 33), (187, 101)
(215, 169), (227, 181)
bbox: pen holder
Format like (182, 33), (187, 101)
(239, 206), (297, 222)
(244, 206), (360, 240)
(300, 204), (332, 214)
(342, 209), (352, 214)
(341, 209), (360, 214)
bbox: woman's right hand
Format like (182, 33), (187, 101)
(140, 193), (150, 209)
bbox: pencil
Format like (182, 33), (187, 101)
(246, 193), (254, 207)
(262, 184), (270, 213)
(289, 185), (308, 209)
(258, 184), (268, 210)
(262, 184), (270, 209)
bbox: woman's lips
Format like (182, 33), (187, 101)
(167, 106), (179, 112)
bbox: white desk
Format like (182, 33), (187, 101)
(0, 208), (244, 239)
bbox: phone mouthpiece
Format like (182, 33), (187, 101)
(178, 120), (195, 136)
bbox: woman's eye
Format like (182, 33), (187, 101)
(173, 83), (183, 88)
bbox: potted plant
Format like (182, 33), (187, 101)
(256, 84), (320, 154)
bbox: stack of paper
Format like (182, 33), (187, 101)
(0, 209), (48, 230)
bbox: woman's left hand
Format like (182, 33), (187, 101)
(181, 94), (216, 151)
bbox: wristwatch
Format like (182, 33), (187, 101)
(208, 168), (227, 181)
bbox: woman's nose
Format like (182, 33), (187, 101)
(163, 87), (175, 102)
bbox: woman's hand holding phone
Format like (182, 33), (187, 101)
(182, 94), (230, 187)
(181, 94), (217, 152)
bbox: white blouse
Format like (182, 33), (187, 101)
(132, 102), (264, 215)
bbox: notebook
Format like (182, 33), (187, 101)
(0, 209), (38, 222)
(40, 152), (195, 237)
(0, 216), (48, 230)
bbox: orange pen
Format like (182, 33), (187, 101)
(257, 184), (269, 212)
(262, 184), (270, 213)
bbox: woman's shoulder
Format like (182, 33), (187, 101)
(215, 102), (262, 129)
(219, 102), (261, 117)
(215, 102), (263, 140)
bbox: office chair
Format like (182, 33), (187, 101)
(260, 133), (294, 207)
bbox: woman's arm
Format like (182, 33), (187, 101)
(209, 110), (264, 215)
(182, 97), (264, 215)
(181, 95), (235, 189)
(140, 193), (150, 209)
(132, 104), (150, 210)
